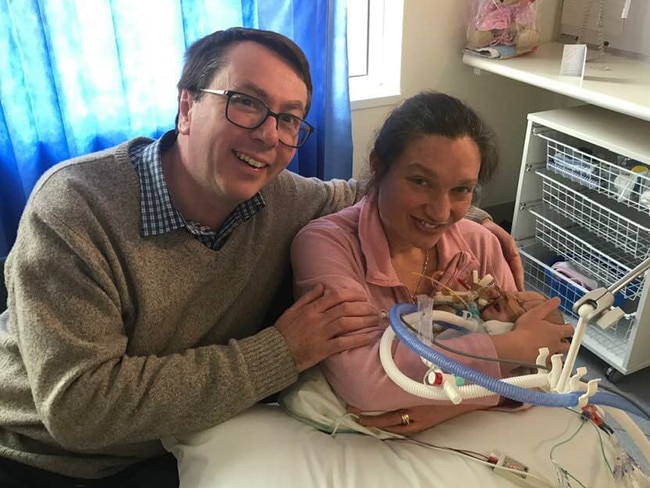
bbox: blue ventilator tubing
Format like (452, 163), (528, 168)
(389, 303), (583, 408)
(590, 391), (648, 419)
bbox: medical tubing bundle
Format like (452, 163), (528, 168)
(383, 302), (650, 466)
(386, 304), (649, 416)
(380, 328), (555, 403)
(386, 303), (582, 407)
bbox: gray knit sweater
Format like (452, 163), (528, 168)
(0, 138), (362, 478)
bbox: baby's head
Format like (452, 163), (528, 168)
(477, 287), (525, 322)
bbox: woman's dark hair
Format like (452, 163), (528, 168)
(367, 91), (499, 194)
(175, 27), (312, 125)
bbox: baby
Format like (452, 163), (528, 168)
(411, 271), (565, 339)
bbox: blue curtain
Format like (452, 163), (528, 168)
(0, 0), (352, 258)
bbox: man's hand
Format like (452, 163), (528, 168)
(275, 284), (380, 372)
(481, 219), (524, 291)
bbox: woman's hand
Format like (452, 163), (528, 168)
(480, 290), (565, 325)
(492, 297), (574, 373)
(512, 297), (574, 355)
(514, 291), (565, 324)
(349, 403), (483, 435)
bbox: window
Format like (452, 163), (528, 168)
(347, 0), (403, 109)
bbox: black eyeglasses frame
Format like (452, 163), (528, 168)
(199, 88), (313, 148)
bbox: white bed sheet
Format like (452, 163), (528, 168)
(164, 403), (622, 488)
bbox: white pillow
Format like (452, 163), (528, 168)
(164, 402), (623, 488)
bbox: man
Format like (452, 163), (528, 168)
(0, 27), (522, 487)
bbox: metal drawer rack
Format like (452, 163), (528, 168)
(511, 106), (650, 381)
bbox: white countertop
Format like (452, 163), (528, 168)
(462, 42), (650, 122)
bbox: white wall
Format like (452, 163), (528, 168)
(351, 0), (574, 210)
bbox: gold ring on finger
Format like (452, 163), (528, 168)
(399, 411), (411, 426)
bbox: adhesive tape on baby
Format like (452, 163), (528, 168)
(614, 165), (649, 203)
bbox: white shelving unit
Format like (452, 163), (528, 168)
(462, 42), (650, 122)
(512, 104), (650, 381)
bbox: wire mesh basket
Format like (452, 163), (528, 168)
(520, 244), (635, 358)
(537, 131), (650, 215)
(529, 208), (643, 301)
(537, 170), (650, 261)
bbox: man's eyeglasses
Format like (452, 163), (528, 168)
(199, 89), (313, 148)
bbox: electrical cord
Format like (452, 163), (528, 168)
(387, 437), (556, 487)
(549, 420), (589, 488)
(564, 407), (614, 475)
(385, 407), (618, 488)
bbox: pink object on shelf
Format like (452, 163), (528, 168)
(551, 261), (599, 290)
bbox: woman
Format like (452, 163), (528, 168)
(289, 92), (573, 434)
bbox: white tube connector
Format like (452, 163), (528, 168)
(556, 309), (593, 393)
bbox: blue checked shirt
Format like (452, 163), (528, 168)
(129, 131), (265, 250)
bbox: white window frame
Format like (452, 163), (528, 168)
(347, 0), (403, 110)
